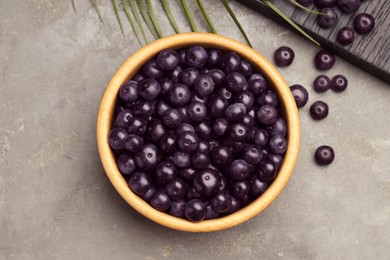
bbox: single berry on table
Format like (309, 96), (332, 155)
(317, 8), (339, 29)
(313, 75), (331, 92)
(354, 13), (375, 34)
(315, 145), (335, 165)
(330, 75), (348, 92)
(274, 46), (295, 67)
(289, 84), (309, 108)
(310, 101), (329, 120)
(314, 50), (336, 71)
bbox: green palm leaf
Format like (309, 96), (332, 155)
(129, 0), (148, 44)
(196, 0), (217, 34)
(111, 0), (124, 36)
(162, 0), (180, 33)
(122, 0), (143, 45)
(137, 0), (159, 39)
(72, 0), (77, 13)
(180, 0), (198, 32)
(146, 0), (163, 38)
(90, 0), (104, 24)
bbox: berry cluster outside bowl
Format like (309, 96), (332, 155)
(97, 32), (300, 232)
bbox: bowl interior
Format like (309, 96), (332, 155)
(97, 32), (300, 232)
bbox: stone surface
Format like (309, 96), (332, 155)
(0, 1), (389, 259)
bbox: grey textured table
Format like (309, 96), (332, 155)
(1, 1), (389, 259)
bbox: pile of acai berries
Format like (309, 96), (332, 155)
(108, 46), (288, 222)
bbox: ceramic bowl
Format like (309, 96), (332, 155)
(97, 32), (300, 232)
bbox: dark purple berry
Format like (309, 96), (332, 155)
(184, 199), (206, 222)
(181, 67), (199, 87)
(161, 108), (182, 129)
(252, 129), (269, 147)
(196, 140), (211, 154)
(193, 168), (221, 196)
(267, 153), (283, 170)
(225, 103), (247, 123)
(177, 131), (199, 153)
(176, 123), (195, 135)
(234, 90), (255, 109)
(142, 59), (164, 79)
(191, 152), (210, 169)
(256, 90), (279, 107)
(156, 161), (178, 184)
(132, 99), (156, 118)
(242, 145), (263, 164)
(169, 200), (185, 217)
(231, 180), (250, 199)
(128, 172), (152, 195)
(269, 135), (287, 154)
(314, 50), (336, 71)
(290, 84), (309, 108)
(134, 144), (161, 170)
(116, 153), (136, 175)
(249, 78), (267, 97)
(249, 175), (268, 197)
(211, 193), (231, 213)
(150, 190), (172, 212)
(195, 122), (213, 140)
(159, 132), (177, 153)
(168, 84), (191, 107)
(313, 75), (331, 92)
(337, 0), (361, 13)
(194, 74), (215, 97)
(274, 46), (295, 67)
(115, 109), (133, 128)
(314, 0), (337, 8)
(267, 118), (287, 137)
(210, 146), (233, 167)
(119, 80), (138, 105)
(220, 52), (241, 73)
(205, 202), (220, 219)
(208, 49), (223, 68)
(166, 178), (187, 200)
(240, 60), (253, 77)
(156, 49), (180, 70)
(142, 186), (157, 202)
(354, 13), (375, 34)
(297, 0), (314, 6)
(108, 128), (127, 150)
(330, 75), (348, 92)
(138, 79), (161, 100)
(317, 8), (339, 29)
(315, 145), (335, 165)
(209, 95), (228, 118)
(179, 167), (196, 180)
(126, 117), (147, 136)
(145, 119), (166, 143)
(337, 27), (356, 45)
(229, 123), (250, 142)
(226, 159), (250, 180)
(187, 101), (207, 122)
(159, 78), (174, 96)
(124, 134), (144, 152)
(172, 151), (191, 168)
(256, 105), (278, 125)
(207, 69), (226, 87)
(225, 72), (248, 93)
(186, 46), (208, 68)
(310, 101), (329, 120)
(213, 118), (229, 136)
(258, 160), (277, 182)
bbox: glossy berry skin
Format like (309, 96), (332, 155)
(124, 134), (144, 153)
(168, 84), (191, 107)
(195, 122), (213, 140)
(252, 129), (269, 147)
(179, 167), (196, 180)
(225, 103), (247, 123)
(208, 69), (225, 87)
(267, 118), (287, 137)
(210, 146), (233, 167)
(116, 153), (136, 175)
(176, 123), (195, 135)
(249, 78), (267, 97)
(159, 78), (174, 96)
(186, 187), (202, 200)
(193, 169), (221, 196)
(256, 105), (278, 125)
(156, 161), (178, 184)
(229, 123), (250, 142)
(310, 101), (329, 120)
(169, 200), (186, 217)
(330, 75), (348, 92)
(156, 49), (180, 70)
(243, 145), (263, 164)
(313, 75), (331, 92)
(108, 128), (127, 150)
(289, 84), (309, 108)
(234, 90), (255, 109)
(258, 160), (277, 182)
(132, 99), (156, 118)
(186, 46), (208, 68)
(138, 79), (161, 100)
(177, 131), (199, 153)
(269, 135), (287, 155)
(317, 8), (339, 29)
(274, 46), (295, 67)
(337, 0), (361, 13)
(205, 202), (220, 220)
(142, 59), (164, 79)
(159, 132), (177, 154)
(216, 87), (233, 101)
(314, 50), (336, 71)
(134, 144), (161, 170)
(226, 159), (250, 180)
(225, 72), (248, 93)
(196, 140), (211, 154)
(267, 153), (283, 170)
(354, 13), (375, 34)
(132, 73), (144, 82)
(225, 196), (241, 214)
(337, 27), (356, 45)
(172, 151), (191, 168)
(150, 190), (172, 212)
(220, 52), (241, 74)
(213, 118), (229, 136)
(187, 101), (207, 122)
(240, 60), (253, 77)
(115, 109), (133, 128)
(315, 145), (335, 165)
(191, 152), (210, 169)
(142, 186), (157, 202)
(297, 0), (314, 6)
(184, 199), (206, 222)
(256, 91), (279, 107)
(209, 96), (228, 118)
(181, 67), (199, 87)
(119, 80), (138, 105)
(249, 175), (268, 197)
(314, 0), (336, 8)
(211, 192), (231, 213)
(161, 108), (182, 129)
(128, 172), (153, 195)
(166, 178), (187, 200)
(208, 49), (223, 68)
(126, 117), (147, 136)
(194, 75), (215, 97)
(145, 119), (166, 143)
(231, 180), (251, 199)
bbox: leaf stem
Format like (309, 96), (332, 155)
(129, 0), (148, 44)
(162, 0), (180, 33)
(137, 0), (159, 39)
(111, 0), (124, 36)
(146, 0), (163, 38)
(220, 0), (252, 47)
(122, 0), (143, 45)
(196, 0), (217, 34)
(289, 0), (324, 15)
(90, 0), (104, 24)
(180, 0), (199, 32)
(263, 0), (320, 46)
(72, 0), (77, 13)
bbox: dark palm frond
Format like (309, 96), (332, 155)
(220, 0), (252, 47)
(289, 0), (323, 15)
(162, 0), (180, 33)
(196, 0), (217, 34)
(263, 0), (320, 46)
(122, 0), (143, 45)
(111, 0), (124, 36)
(180, 0), (199, 32)
(90, 0), (105, 24)
(72, 0), (77, 13)
(137, 0), (159, 39)
(146, 0), (163, 38)
(129, 0), (148, 44)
